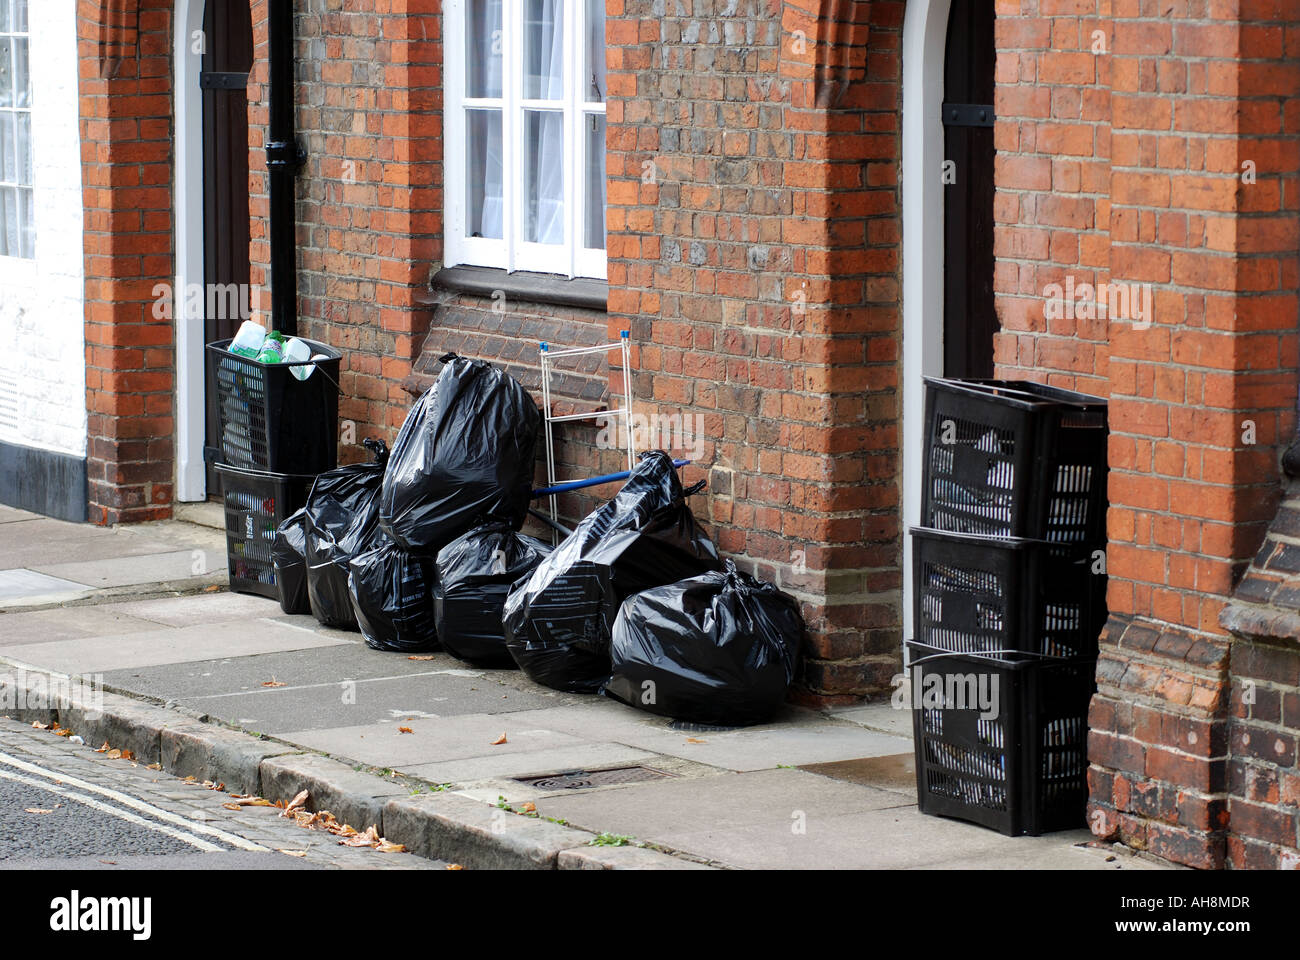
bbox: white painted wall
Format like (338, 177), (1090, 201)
(901, 0), (950, 647)
(0, 1), (85, 458)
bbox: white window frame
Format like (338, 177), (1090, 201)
(444, 0), (607, 281)
(0, 0), (33, 261)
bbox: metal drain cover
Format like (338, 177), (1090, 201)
(514, 766), (671, 791)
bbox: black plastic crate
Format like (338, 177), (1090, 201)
(911, 526), (1106, 660)
(215, 463), (316, 599)
(921, 377), (1108, 543)
(906, 640), (1096, 836)
(207, 338), (342, 474)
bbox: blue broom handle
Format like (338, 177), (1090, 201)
(531, 459), (692, 498)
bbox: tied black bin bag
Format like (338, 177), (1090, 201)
(503, 450), (722, 693)
(435, 522), (553, 666)
(347, 533), (440, 653)
(304, 439), (389, 629)
(273, 506), (310, 615)
(380, 354), (541, 554)
(602, 560), (806, 727)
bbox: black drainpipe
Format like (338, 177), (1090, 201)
(265, 1), (305, 335)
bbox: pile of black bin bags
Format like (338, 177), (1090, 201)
(268, 356), (808, 726)
(270, 354), (542, 653)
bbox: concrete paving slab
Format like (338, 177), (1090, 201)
(172, 672), (556, 734)
(531, 769), (1132, 870)
(98, 642), (497, 700)
(0, 519), (185, 568)
(827, 700), (912, 738)
(107, 591), (290, 627)
(0, 605), (171, 645)
(649, 812), (1106, 870)
(0, 568), (93, 604)
(278, 712), (588, 768)
(534, 768), (908, 836)
(0, 506), (40, 523)
(32, 549), (224, 589)
(403, 741), (662, 785)
(0, 618), (353, 674)
(496, 702), (913, 771)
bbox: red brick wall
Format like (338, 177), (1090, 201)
(989, 2), (1300, 868)
(247, 0), (442, 463)
(604, 0), (907, 696)
(993, 0), (1111, 394)
(78, 0), (177, 524)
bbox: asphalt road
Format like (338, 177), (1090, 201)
(0, 717), (443, 870)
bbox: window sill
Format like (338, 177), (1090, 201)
(430, 265), (608, 312)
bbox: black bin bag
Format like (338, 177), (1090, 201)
(273, 506), (310, 615)
(347, 533), (440, 652)
(304, 439), (389, 629)
(503, 450), (722, 693)
(380, 354), (541, 554)
(435, 522), (553, 666)
(602, 560), (806, 727)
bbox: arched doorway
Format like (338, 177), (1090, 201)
(901, 0), (997, 640)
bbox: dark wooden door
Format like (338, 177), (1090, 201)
(942, 0), (996, 379)
(202, 0), (254, 493)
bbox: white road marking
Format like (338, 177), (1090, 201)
(0, 751), (268, 852)
(0, 766), (222, 853)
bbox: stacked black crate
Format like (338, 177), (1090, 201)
(206, 339), (342, 599)
(909, 378), (1109, 836)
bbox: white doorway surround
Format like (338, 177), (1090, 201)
(901, 0), (950, 645)
(173, 0), (207, 502)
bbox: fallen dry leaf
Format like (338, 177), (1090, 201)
(398, 726), (414, 735)
(407, 655), (437, 661)
(204, 585), (221, 593)
(53, 727), (72, 738)
(375, 840), (406, 853)
(25, 808), (54, 815)
(685, 737), (707, 744)
(146, 763), (162, 771)
(183, 776), (197, 783)
(31, 721), (49, 730)
(446, 864), (464, 870)
(520, 802), (537, 814)
(339, 825), (381, 848)
(106, 749), (122, 760)
(490, 732), (508, 745)
(261, 679), (286, 688)
(95, 742), (109, 753)
(282, 789), (309, 815)
(121, 749), (135, 761)
(225, 797), (274, 807)
(278, 849), (307, 858)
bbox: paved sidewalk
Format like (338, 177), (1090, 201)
(0, 506), (1169, 870)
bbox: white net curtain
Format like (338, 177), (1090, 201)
(464, 0), (606, 255)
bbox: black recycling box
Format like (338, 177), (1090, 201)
(907, 640), (1095, 837)
(207, 338), (342, 475)
(215, 463), (315, 600)
(911, 526), (1106, 661)
(921, 378), (1108, 544)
